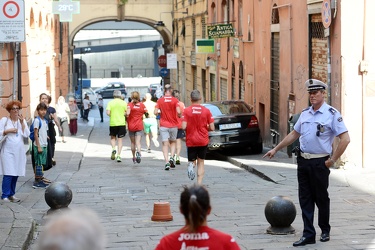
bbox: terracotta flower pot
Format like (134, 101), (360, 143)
(151, 202), (173, 221)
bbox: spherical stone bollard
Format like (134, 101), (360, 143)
(45, 182), (73, 210)
(264, 195), (296, 235)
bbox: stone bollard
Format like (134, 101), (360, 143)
(264, 195), (296, 235)
(45, 182), (73, 210)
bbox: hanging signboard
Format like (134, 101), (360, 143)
(207, 23), (235, 39)
(195, 39), (215, 54)
(52, 0), (80, 22)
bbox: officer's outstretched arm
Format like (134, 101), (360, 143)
(263, 130), (300, 159)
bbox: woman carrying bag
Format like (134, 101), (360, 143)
(0, 100), (30, 202)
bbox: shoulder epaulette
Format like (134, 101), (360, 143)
(302, 107), (309, 112)
(328, 107), (337, 115)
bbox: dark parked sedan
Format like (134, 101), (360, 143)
(202, 100), (263, 154)
(95, 82), (127, 98)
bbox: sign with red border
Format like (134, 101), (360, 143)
(0, 0), (25, 42)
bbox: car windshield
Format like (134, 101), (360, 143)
(205, 102), (251, 116)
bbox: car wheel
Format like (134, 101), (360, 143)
(251, 142), (263, 154)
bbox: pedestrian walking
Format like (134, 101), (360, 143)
(263, 79), (350, 247)
(154, 84), (181, 170)
(68, 97), (79, 135)
(98, 95), (104, 122)
(172, 90), (185, 165)
(56, 96), (70, 143)
(126, 91), (147, 164)
(0, 101), (30, 202)
(182, 90), (214, 184)
(155, 184), (241, 250)
(83, 95), (91, 122)
(106, 90), (127, 162)
(143, 93), (159, 153)
(32, 102), (50, 189)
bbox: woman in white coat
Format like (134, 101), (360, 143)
(0, 100), (30, 202)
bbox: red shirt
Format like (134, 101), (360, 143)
(127, 102), (147, 132)
(182, 104), (214, 147)
(156, 95), (180, 128)
(155, 226), (241, 250)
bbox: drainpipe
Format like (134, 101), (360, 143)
(12, 42), (20, 101)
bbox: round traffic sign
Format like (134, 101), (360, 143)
(159, 68), (169, 77)
(3, 1), (20, 19)
(158, 55), (167, 68)
(321, 0), (331, 29)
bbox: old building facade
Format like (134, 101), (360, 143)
(0, 0), (70, 120)
(172, 0), (375, 169)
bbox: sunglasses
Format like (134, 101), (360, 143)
(11, 107), (20, 111)
(316, 124), (324, 136)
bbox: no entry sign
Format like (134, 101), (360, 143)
(158, 55), (167, 68)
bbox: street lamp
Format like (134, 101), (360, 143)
(154, 9), (188, 31)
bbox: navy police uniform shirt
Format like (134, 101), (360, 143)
(294, 102), (348, 154)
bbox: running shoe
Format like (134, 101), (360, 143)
(116, 156), (122, 162)
(52, 158), (56, 166)
(132, 158), (137, 164)
(187, 162), (195, 180)
(165, 162), (171, 171)
(33, 181), (49, 189)
(111, 150), (116, 160)
(152, 138), (160, 147)
(175, 155), (180, 165)
(147, 148), (151, 153)
(169, 157), (175, 168)
(136, 152), (141, 163)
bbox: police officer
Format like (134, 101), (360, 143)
(263, 79), (350, 247)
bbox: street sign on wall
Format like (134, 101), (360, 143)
(0, 0), (25, 42)
(167, 53), (177, 69)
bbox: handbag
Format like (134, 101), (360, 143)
(0, 118), (8, 151)
(0, 134), (8, 151)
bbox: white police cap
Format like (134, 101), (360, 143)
(305, 79), (328, 92)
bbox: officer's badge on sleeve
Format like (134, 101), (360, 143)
(337, 117), (343, 122)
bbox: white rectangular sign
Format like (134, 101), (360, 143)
(167, 53), (177, 69)
(0, 0), (25, 42)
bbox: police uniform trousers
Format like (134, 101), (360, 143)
(297, 156), (331, 239)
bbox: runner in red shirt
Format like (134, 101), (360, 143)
(154, 84), (181, 170)
(182, 90), (214, 184)
(172, 90), (185, 165)
(126, 91), (147, 164)
(155, 185), (241, 250)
